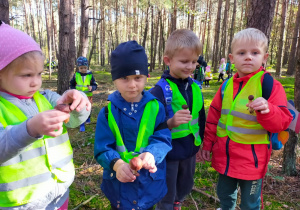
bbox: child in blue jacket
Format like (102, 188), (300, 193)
(94, 41), (172, 210)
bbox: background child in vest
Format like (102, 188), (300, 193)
(193, 55), (207, 85)
(94, 41), (172, 210)
(0, 21), (91, 210)
(70, 56), (97, 132)
(204, 65), (212, 87)
(150, 29), (206, 210)
(218, 57), (226, 82)
(201, 28), (293, 210)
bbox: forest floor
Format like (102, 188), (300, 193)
(42, 66), (300, 210)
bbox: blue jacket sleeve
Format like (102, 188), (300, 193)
(143, 101), (172, 164)
(69, 74), (76, 89)
(90, 74), (98, 92)
(94, 108), (121, 170)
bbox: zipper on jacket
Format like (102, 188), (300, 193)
(185, 82), (189, 107)
(233, 81), (243, 100)
(251, 145), (258, 168)
(224, 137), (230, 175)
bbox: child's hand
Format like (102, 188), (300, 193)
(139, 152), (157, 173)
(27, 110), (70, 137)
(196, 148), (205, 163)
(113, 159), (136, 183)
(167, 109), (192, 129)
(57, 90), (91, 112)
(87, 85), (92, 91)
(246, 97), (269, 114)
(202, 150), (211, 161)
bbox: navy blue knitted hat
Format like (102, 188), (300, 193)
(111, 41), (148, 81)
(76, 56), (88, 67)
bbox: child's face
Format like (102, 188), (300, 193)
(164, 48), (198, 79)
(79, 66), (88, 73)
(229, 40), (268, 78)
(0, 52), (44, 97)
(114, 75), (147, 103)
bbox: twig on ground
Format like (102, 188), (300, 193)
(189, 193), (199, 210)
(192, 187), (220, 203)
(72, 194), (98, 210)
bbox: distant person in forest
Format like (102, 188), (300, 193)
(70, 56), (97, 132)
(201, 28), (293, 210)
(218, 57), (226, 82)
(94, 41), (172, 210)
(150, 29), (206, 210)
(204, 65), (213, 87)
(0, 20), (91, 210)
(193, 55), (207, 85)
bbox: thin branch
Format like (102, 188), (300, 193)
(192, 187), (220, 203)
(72, 194), (98, 210)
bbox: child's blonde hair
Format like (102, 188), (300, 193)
(231, 28), (268, 53)
(164, 29), (202, 58)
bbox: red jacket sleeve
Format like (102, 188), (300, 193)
(256, 79), (293, 133)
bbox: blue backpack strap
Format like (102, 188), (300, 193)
(192, 79), (203, 89)
(221, 79), (229, 100)
(155, 78), (174, 118)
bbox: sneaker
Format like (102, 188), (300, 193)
(174, 202), (181, 210)
(79, 123), (85, 132)
(86, 117), (91, 124)
(208, 85), (210, 87)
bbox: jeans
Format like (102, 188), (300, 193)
(217, 173), (262, 210)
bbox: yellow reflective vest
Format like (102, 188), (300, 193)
(216, 71), (269, 144)
(107, 100), (159, 163)
(0, 92), (74, 207)
(75, 72), (93, 96)
(167, 79), (203, 146)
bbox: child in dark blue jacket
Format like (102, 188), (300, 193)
(94, 41), (172, 210)
(150, 29), (206, 210)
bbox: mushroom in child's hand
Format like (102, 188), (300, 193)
(54, 104), (71, 123)
(182, 105), (189, 110)
(129, 157), (143, 175)
(248, 95), (254, 114)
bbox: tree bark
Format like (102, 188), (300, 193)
(44, 0), (52, 79)
(282, 1), (293, 66)
(212, 0), (222, 73)
(58, 0), (76, 95)
(0, 0), (9, 24)
(221, 0), (230, 58)
(189, 0), (195, 31)
(287, 2), (300, 76)
(282, 9), (300, 176)
(247, 0), (276, 41)
(205, 0), (212, 63)
(78, 0), (89, 57)
(270, 1), (280, 65)
(227, 0), (237, 55)
(142, 2), (150, 48)
(275, 0), (288, 77)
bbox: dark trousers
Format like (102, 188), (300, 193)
(217, 174), (262, 210)
(204, 80), (210, 86)
(218, 73), (224, 81)
(156, 155), (196, 210)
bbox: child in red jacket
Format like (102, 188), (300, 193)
(201, 28), (293, 209)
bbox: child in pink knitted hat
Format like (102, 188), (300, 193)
(0, 20), (91, 209)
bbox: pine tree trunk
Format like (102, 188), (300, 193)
(44, 0), (52, 79)
(190, 0), (195, 31)
(23, 0), (30, 35)
(114, 0), (119, 46)
(150, 5), (154, 72)
(212, 0), (222, 73)
(286, 2), (300, 76)
(275, 0), (287, 77)
(205, 0), (212, 63)
(170, 0), (177, 33)
(57, 0), (76, 95)
(270, 1), (280, 65)
(247, 0), (276, 41)
(227, 0), (237, 55)
(88, 19), (101, 65)
(0, 0), (9, 24)
(78, 0), (89, 57)
(282, 2), (293, 66)
(50, 0), (58, 60)
(142, 2), (150, 48)
(221, 0), (230, 58)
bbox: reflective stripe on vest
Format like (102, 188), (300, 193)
(166, 79), (203, 146)
(75, 72), (93, 96)
(216, 71), (269, 144)
(107, 100), (159, 163)
(0, 92), (74, 207)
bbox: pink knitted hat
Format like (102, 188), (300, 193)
(0, 22), (42, 71)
